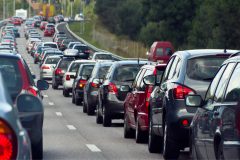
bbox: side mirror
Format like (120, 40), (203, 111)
(37, 80), (49, 90)
(120, 85), (131, 92)
(143, 75), (156, 85)
(16, 94), (43, 113)
(185, 95), (203, 108)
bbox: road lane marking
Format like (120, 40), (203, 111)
(86, 144), (101, 152)
(55, 112), (62, 116)
(49, 102), (54, 106)
(67, 125), (76, 130)
(43, 94), (48, 98)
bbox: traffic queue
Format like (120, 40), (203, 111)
(0, 14), (240, 160)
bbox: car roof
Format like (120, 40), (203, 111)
(47, 55), (63, 59)
(113, 60), (148, 65)
(0, 52), (21, 59)
(223, 56), (240, 64)
(73, 59), (95, 63)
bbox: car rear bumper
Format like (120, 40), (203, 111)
(87, 92), (98, 107)
(223, 141), (240, 159)
(105, 95), (124, 119)
(63, 80), (74, 89)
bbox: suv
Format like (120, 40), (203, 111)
(186, 56), (240, 160)
(147, 49), (238, 159)
(98, 61), (147, 127)
(123, 64), (166, 143)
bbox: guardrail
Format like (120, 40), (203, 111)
(56, 22), (147, 61)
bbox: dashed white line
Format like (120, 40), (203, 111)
(49, 102), (54, 106)
(43, 94), (48, 98)
(86, 144), (101, 152)
(55, 112), (62, 116)
(67, 125), (76, 130)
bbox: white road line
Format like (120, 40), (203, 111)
(86, 144), (101, 152)
(43, 94), (48, 98)
(55, 112), (62, 116)
(49, 102), (54, 106)
(67, 125), (76, 130)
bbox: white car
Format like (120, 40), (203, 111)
(62, 59), (95, 97)
(41, 42), (59, 49)
(40, 55), (62, 80)
(26, 38), (41, 53)
(90, 51), (113, 61)
(74, 13), (84, 21)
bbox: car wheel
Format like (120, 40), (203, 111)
(83, 101), (87, 113)
(32, 137), (43, 159)
(103, 105), (111, 127)
(96, 104), (103, 124)
(72, 92), (75, 104)
(87, 103), (95, 115)
(135, 118), (147, 143)
(123, 113), (134, 138)
(148, 115), (163, 153)
(163, 122), (180, 159)
(216, 141), (224, 160)
(63, 89), (69, 97)
(52, 82), (58, 89)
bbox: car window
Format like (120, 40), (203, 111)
(81, 65), (94, 76)
(44, 43), (57, 48)
(205, 64), (226, 103)
(95, 54), (112, 60)
(113, 65), (140, 82)
(132, 69), (143, 88)
(156, 48), (164, 56)
(224, 63), (240, 102)
(74, 45), (88, 52)
(168, 56), (179, 80)
(59, 58), (74, 70)
(214, 63), (235, 102)
(98, 66), (110, 79)
(69, 62), (81, 72)
(161, 57), (175, 83)
(187, 57), (227, 81)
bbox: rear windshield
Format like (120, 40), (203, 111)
(69, 62), (81, 72)
(45, 57), (60, 64)
(0, 58), (22, 97)
(113, 65), (140, 82)
(98, 66), (110, 78)
(187, 57), (226, 81)
(74, 45), (88, 52)
(59, 58), (74, 70)
(95, 54), (112, 60)
(81, 65), (94, 76)
(44, 43), (57, 48)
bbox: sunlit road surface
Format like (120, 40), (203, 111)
(16, 24), (190, 160)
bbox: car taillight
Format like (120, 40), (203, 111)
(173, 84), (195, 99)
(0, 119), (17, 160)
(55, 68), (62, 75)
(66, 75), (70, 81)
(145, 85), (154, 108)
(41, 65), (50, 70)
(26, 86), (37, 96)
(78, 79), (87, 88)
(108, 82), (118, 94)
(91, 82), (99, 88)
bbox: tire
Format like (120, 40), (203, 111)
(216, 141), (224, 160)
(87, 103), (95, 115)
(123, 113), (134, 138)
(148, 116), (163, 153)
(52, 82), (58, 89)
(96, 104), (103, 124)
(72, 92), (75, 104)
(103, 105), (111, 127)
(163, 122), (180, 159)
(32, 137), (43, 160)
(83, 101), (87, 113)
(135, 118), (147, 143)
(63, 89), (69, 97)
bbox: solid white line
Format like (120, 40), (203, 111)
(86, 144), (101, 152)
(43, 95), (48, 98)
(49, 102), (54, 106)
(67, 125), (76, 130)
(55, 112), (62, 116)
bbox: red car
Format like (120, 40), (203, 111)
(40, 21), (48, 30)
(123, 64), (166, 143)
(12, 18), (21, 25)
(147, 41), (174, 63)
(44, 28), (55, 37)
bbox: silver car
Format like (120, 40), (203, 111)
(40, 55), (62, 80)
(0, 74), (32, 160)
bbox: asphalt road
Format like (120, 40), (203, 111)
(16, 24), (190, 160)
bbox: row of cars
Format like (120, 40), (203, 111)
(0, 20), (50, 159)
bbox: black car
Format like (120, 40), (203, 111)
(83, 61), (112, 115)
(186, 55), (240, 160)
(72, 63), (95, 106)
(52, 56), (75, 89)
(147, 49), (238, 159)
(98, 61), (146, 127)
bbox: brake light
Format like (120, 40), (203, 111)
(26, 86), (37, 96)
(0, 119), (17, 160)
(41, 65), (50, 70)
(173, 84), (195, 99)
(78, 79), (87, 88)
(66, 75), (70, 81)
(91, 82), (99, 88)
(108, 82), (118, 94)
(55, 68), (62, 75)
(182, 119), (189, 127)
(145, 85), (154, 108)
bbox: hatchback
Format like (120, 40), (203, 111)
(146, 49), (238, 159)
(186, 55), (240, 160)
(98, 61), (147, 127)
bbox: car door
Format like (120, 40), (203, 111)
(203, 63), (235, 159)
(152, 57), (175, 135)
(192, 64), (227, 159)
